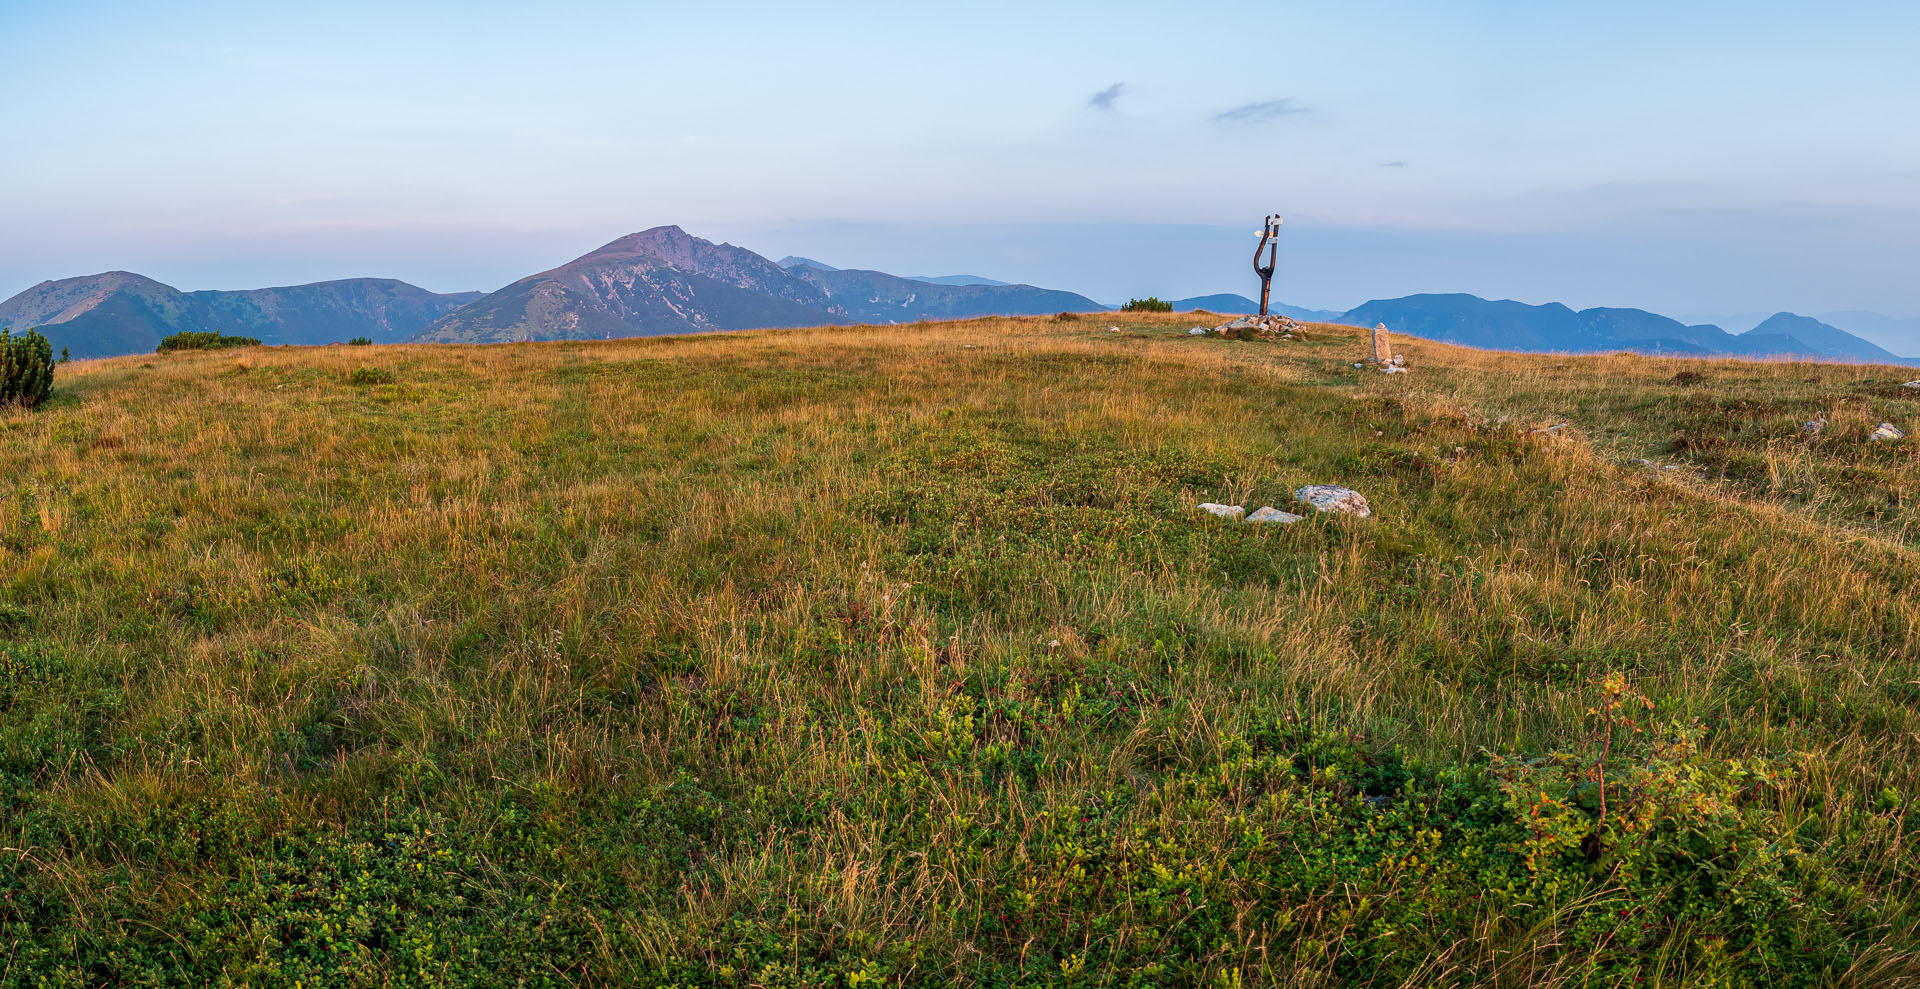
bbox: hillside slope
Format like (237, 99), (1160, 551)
(190, 279), (485, 345)
(0, 271), (214, 358)
(421, 228), (1109, 342)
(788, 264), (1102, 321)
(0, 272), (482, 357)
(417, 226), (855, 342)
(6, 316), (1920, 985)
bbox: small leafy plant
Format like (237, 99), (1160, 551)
(349, 366), (395, 386)
(157, 331), (261, 353)
(1, 327), (56, 408)
(1121, 297), (1174, 312)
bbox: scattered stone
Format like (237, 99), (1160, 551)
(1372, 323), (1394, 364)
(1802, 419), (1826, 434)
(1391, 354), (1405, 366)
(1903, 381), (1920, 389)
(1109, 326), (1121, 333)
(1198, 503), (1246, 519)
(1246, 506), (1304, 524)
(1872, 422), (1905, 441)
(1382, 365), (1410, 375)
(1631, 458), (1656, 466)
(1189, 327), (1209, 336)
(1352, 362), (1365, 369)
(1294, 485), (1372, 517)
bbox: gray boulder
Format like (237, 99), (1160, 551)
(1294, 485), (1372, 517)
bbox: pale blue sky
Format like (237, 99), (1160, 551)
(3, 0), (1917, 321)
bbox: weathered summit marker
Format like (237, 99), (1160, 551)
(1372, 323), (1394, 364)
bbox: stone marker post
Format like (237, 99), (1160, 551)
(1372, 323), (1393, 364)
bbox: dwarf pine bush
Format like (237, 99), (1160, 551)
(156, 331), (260, 353)
(1121, 297), (1174, 312)
(0, 327), (55, 408)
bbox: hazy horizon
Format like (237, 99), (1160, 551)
(4, 1), (1918, 323)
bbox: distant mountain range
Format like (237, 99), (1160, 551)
(1342, 294), (1910, 364)
(0, 272), (480, 359)
(419, 228), (1104, 343)
(3, 225), (1913, 363)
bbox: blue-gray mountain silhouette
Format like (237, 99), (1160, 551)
(0, 272), (481, 359)
(1344, 294), (1912, 363)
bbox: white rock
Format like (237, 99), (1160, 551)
(1352, 363), (1365, 369)
(1872, 422), (1905, 441)
(1903, 381), (1920, 389)
(1294, 485), (1372, 517)
(1198, 503), (1245, 519)
(1803, 419), (1826, 434)
(1109, 326), (1122, 332)
(1246, 506), (1304, 524)
(1391, 354), (1405, 366)
(1381, 366), (1410, 374)
(1189, 327), (1208, 336)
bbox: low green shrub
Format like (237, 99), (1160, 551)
(349, 366), (395, 386)
(1120, 297), (1173, 312)
(0, 327), (55, 408)
(157, 331), (260, 353)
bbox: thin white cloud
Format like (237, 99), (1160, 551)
(1212, 98), (1309, 124)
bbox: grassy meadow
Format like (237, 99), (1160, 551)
(4, 313), (1920, 987)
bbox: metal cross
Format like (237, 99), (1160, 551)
(1253, 214), (1282, 316)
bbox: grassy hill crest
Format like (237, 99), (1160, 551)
(5, 314), (1919, 985)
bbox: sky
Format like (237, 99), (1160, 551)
(3, 0), (1918, 329)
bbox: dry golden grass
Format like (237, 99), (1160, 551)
(3, 313), (1919, 986)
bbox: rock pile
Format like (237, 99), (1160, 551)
(1873, 422), (1905, 441)
(1188, 314), (1304, 341)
